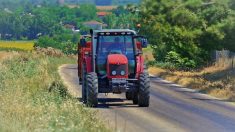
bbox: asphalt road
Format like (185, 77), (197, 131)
(59, 64), (235, 132)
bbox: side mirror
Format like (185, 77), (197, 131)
(80, 38), (86, 47)
(141, 38), (148, 48)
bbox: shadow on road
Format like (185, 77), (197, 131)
(76, 97), (138, 108)
(98, 98), (138, 108)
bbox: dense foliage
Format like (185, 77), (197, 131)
(103, 5), (139, 29)
(35, 33), (79, 54)
(140, 0), (235, 68)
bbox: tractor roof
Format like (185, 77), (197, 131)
(93, 29), (136, 35)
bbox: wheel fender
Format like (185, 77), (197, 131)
(83, 56), (92, 73)
(136, 55), (145, 78)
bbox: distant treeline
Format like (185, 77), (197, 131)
(66, 0), (140, 5)
(0, 4), (99, 40)
(0, 0), (140, 9)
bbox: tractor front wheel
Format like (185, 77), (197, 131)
(138, 72), (150, 107)
(126, 92), (133, 100)
(86, 72), (98, 107)
(132, 91), (138, 104)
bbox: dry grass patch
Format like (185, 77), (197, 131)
(0, 51), (19, 61)
(149, 65), (235, 101)
(0, 52), (10, 60)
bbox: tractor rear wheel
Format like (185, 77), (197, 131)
(82, 64), (87, 103)
(86, 72), (98, 107)
(138, 72), (150, 107)
(126, 92), (133, 100)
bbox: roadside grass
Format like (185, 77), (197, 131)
(148, 64), (235, 101)
(0, 52), (107, 131)
(0, 41), (34, 51)
(0, 51), (19, 60)
(144, 46), (235, 101)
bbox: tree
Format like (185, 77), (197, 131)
(140, 0), (235, 67)
(76, 4), (97, 21)
(103, 5), (138, 29)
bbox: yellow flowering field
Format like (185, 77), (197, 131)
(0, 41), (34, 50)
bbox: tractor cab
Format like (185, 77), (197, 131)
(78, 29), (150, 107)
(96, 31), (136, 78)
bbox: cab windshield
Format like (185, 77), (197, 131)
(97, 35), (134, 59)
(96, 35), (136, 76)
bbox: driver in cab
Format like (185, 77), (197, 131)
(107, 37), (124, 54)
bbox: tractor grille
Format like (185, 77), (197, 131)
(109, 64), (127, 76)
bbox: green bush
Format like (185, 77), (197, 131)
(147, 61), (178, 70)
(35, 36), (60, 49)
(61, 40), (77, 55)
(35, 34), (79, 54)
(165, 51), (196, 70)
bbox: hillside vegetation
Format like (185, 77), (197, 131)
(0, 52), (107, 131)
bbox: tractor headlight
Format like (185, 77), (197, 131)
(120, 70), (126, 76)
(112, 71), (117, 76)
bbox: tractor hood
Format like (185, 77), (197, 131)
(107, 54), (128, 65)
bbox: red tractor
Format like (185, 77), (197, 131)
(78, 29), (150, 107)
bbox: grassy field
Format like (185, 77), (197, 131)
(0, 51), (17, 60)
(0, 51), (107, 131)
(0, 41), (34, 51)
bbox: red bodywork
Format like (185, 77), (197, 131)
(78, 40), (145, 79)
(135, 41), (145, 79)
(77, 42), (92, 78)
(107, 54), (128, 79)
(136, 55), (145, 79)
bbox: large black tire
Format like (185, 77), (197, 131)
(132, 91), (138, 104)
(138, 72), (150, 107)
(81, 64), (87, 103)
(126, 92), (133, 100)
(132, 64), (148, 105)
(86, 72), (98, 107)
